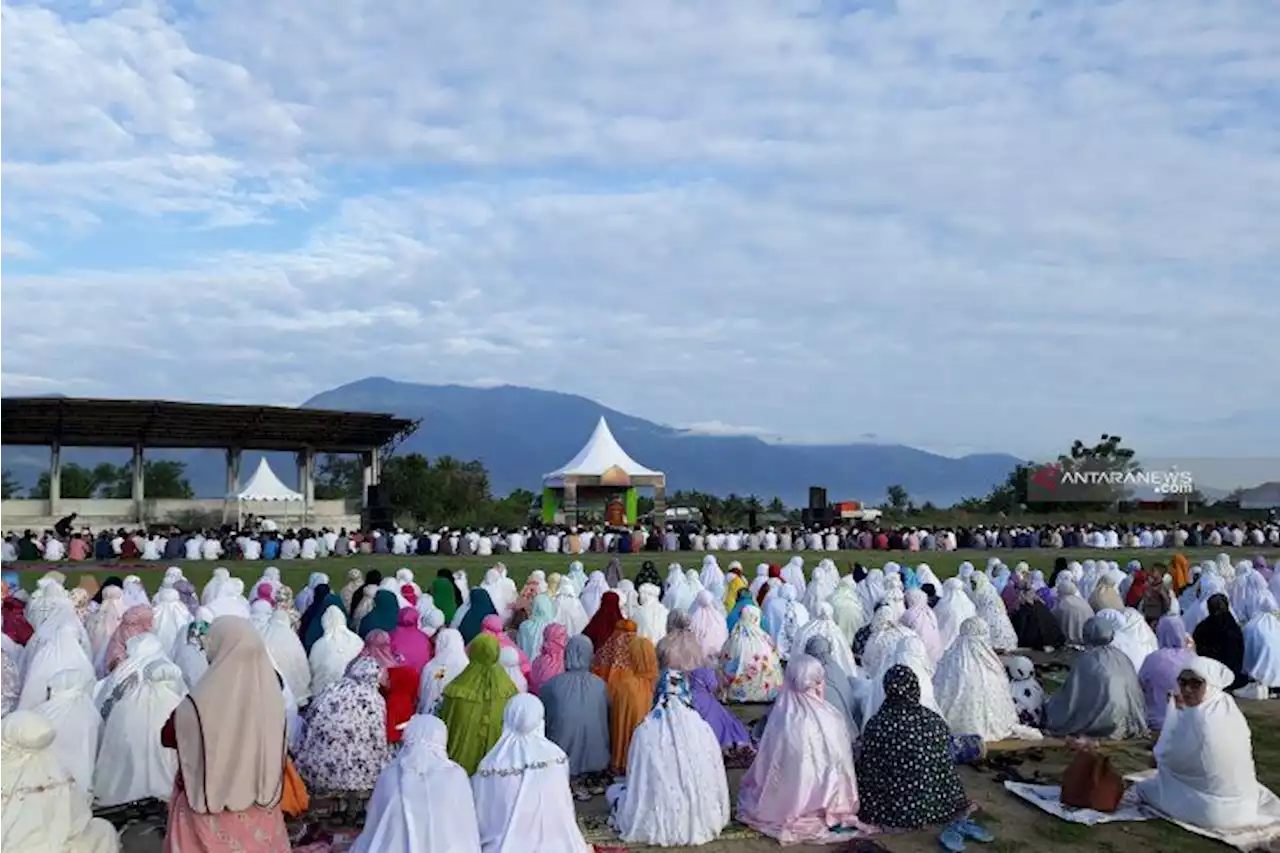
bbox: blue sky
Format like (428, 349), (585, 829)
(2, 0), (1277, 459)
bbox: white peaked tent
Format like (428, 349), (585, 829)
(543, 417), (663, 485)
(236, 458), (304, 526)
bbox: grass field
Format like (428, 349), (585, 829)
(11, 547), (1278, 593)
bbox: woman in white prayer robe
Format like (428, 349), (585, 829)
(933, 617), (1041, 742)
(699, 555), (727, 604)
(970, 574), (1019, 652)
(608, 670), (731, 847)
(87, 587), (127, 677)
(1, 711), (120, 853)
(934, 578), (977, 651)
(1095, 608), (1158, 675)
(828, 576), (869, 647)
(550, 582), (590, 638)
(471, 694), (591, 853)
(688, 589), (730, 661)
(858, 569), (887, 616)
(791, 602), (859, 677)
(33, 669), (101, 797)
(1244, 602), (1280, 690)
(780, 556), (807, 595)
(663, 564), (690, 610)
(249, 599), (274, 632)
(351, 714), (483, 853)
(262, 609), (312, 704)
(860, 607), (915, 677)
(631, 583), (669, 644)
(149, 588), (192, 655)
(308, 605), (364, 698)
(94, 660), (186, 806)
(120, 576), (149, 611)
(201, 568), (231, 606)
(171, 612), (211, 690)
(579, 571), (610, 620)
(205, 578), (251, 621)
(19, 618), (96, 711)
(418, 628), (468, 715)
(1137, 656), (1280, 829)
(867, 634), (938, 720)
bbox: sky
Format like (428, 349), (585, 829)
(2, 0), (1277, 460)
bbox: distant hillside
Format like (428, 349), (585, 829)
(1, 379), (1023, 505)
(299, 378), (1022, 506)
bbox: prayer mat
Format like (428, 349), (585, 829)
(1003, 780), (1150, 825)
(1124, 771), (1280, 852)
(576, 813), (763, 845)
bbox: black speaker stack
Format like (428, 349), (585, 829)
(802, 485), (831, 527)
(365, 484), (395, 530)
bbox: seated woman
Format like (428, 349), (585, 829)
(417, 628), (468, 715)
(609, 670), (731, 846)
(738, 654), (861, 844)
(1244, 605), (1280, 692)
(606, 635), (660, 774)
(793, 602), (860, 676)
(94, 658), (186, 807)
(1136, 656), (1280, 829)
(1042, 617), (1148, 740)
(1096, 607), (1159, 675)
(540, 635), (611, 781)
(1008, 581), (1065, 651)
(804, 635), (861, 737)
(439, 634), (519, 775)
(655, 610), (708, 671)
(472, 694), (592, 853)
(1193, 594), (1249, 692)
(162, 618), (291, 851)
(1053, 578), (1094, 646)
(296, 657), (390, 794)
(687, 666), (753, 755)
(1139, 616), (1197, 731)
(717, 605), (782, 703)
(529, 623), (567, 695)
(308, 605), (364, 697)
(592, 618), (639, 680)
(352, 714), (482, 853)
(856, 665), (970, 831)
(2, 711), (120, 853)
(934, 617), (1038, 742)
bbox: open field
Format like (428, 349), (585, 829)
(12, 547), (1279, 594)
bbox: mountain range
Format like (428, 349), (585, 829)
(3, 378), (1022, 506)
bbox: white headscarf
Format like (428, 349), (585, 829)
(1136, 656), (1274, 829)
(1095, 608), (1158, 674)
(550, 583), (589, 637)
(262, 610), (312, 705)
(121, 576), (149, 611)
(933, 617), (1036, 742)
(150, 588), (193, 654)
(1, 711), (120, 853)
(418, 629), (468, 715)
(18, 620), (95, 711)
(32, 669), (100, 797)
(351, 714), (482, 853)
(202, 568), (231, 606)
(934, 578), (977, 651)
(791, 602), (859, 677)
(93, 660), (185, 807)
(828, 576), (868, 647)
(631, 584), (669, 644)
(579, 572), (610, 620)
(471, 694), (591, 853)
(308, 606), (363, 697)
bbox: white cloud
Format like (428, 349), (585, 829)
(680, 421), (776, 438)
(1, 0), (1277, 457)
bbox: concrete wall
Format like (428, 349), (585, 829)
(1, 498), (362, 533)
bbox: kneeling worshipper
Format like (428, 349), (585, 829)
(550, 583), (590, 638)
(517, 594), (557, 662)
(295, 656), (390, 794)
(1, 711), (121, 853)
(606, 634), (660, 774)
(472, 694), (592, 853)
(528, 623), (567, 695)
(793, 602), (860, 676)
(1042, 616), (1148, 740)
(33, 669), (100, 797)
(482, 615), (531, 682)
(804, 636), (861, 737)
(970, 575), (1019, 652)
(18, 614), (95, 711)
(1244, 606), (1280, 692)
(717, 605), (782, 703)
(1008, 581), (1065, 651)
(1139, 616), (1197, 731)
(857, 665), (977, 839)
(901, 588), (945, 664)
(261, 608), (311, 705)
(688, 590), (730, 660)
(172, 615), (211, 690)
(687, 666), (753, 756)
(499, 646), (528, 693)
(297, 584), (344, 654)
(859, 607), (916, 679)
(539, 635), (611, 780)
(1053, 578), (1095, 646)
(933, 617), (1040, 742)
(1004, 656), (1046, 729)
(1193, 593), (1249, 692)
(388, 607), (432, 672)
(654, 610), (708, 671)
(1137, 656), (1280, 830)
(582, 591), (626, 652)
(308, 605), (364, 697)
(866, 634), (939, 721)
(439, 633), (519, 775)
(631, 583), (669, 643)
(1096, 607), (1159, 674)
(738, 654), (862, 844)
(418, 628), (468, 715)
(934, 578), (977, 652)
(152, 588), (194, 653)
(95, 660), (187, 807)
(350, 714), (482, 853)
(454, 589), (499, 645)
(829, 576), (870, 646)
(608, 670), (731, 846)
(161, 618), (291, 852)
(592, 618), (639, 680)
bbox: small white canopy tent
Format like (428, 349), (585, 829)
(543, 417), (663, 486)
(235, 458), (304, 527)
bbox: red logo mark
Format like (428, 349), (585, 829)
(1031, 463), (1062, 491)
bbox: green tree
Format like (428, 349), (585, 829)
(382, 453), (437, 522)
(767, 496), (786, 514)
(96, 461), (194, 499)
(30, 463), (108, 499)
(1, 469), (21, 499)
(884, 484), (911, 512)
(315, 454), (363, 500)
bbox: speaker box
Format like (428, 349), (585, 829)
(808, 486), (828, 510)
(365, 484), (394, 529)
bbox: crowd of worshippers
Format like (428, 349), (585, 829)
(6, 518), (1279, 564)
(3, 552), (1280, 852)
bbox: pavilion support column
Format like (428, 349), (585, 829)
(563, 481), (579, 525)
(361, 451), (375, 509)
(224, 447), (242, 524)
(48, 441), (62, 518)
(132, 443), (145, 525)
(296, 447), (315, 522)
(652, 482), (666, 529)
